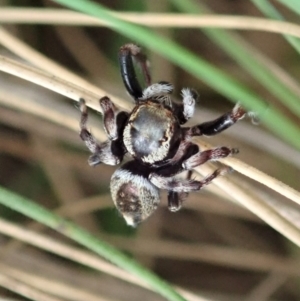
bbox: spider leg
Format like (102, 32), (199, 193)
(189, 103), (246, 136)
(87, 140), (122, 167)
(182, 147), (238, 170)
(99, 96), (129, 141)
(119, 43), (151, 100)
(154, 143), (236, 209)
(79, 98), (125, 166)
(150, 166), (230, 193)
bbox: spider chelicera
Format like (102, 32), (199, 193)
(79, 43), (246, 227)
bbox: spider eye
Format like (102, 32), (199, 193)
(110, 167), (160, 226)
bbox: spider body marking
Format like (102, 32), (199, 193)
(123, 100), (181, 165)
(79, 43), (247, 226)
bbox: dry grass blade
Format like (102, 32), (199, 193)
(0, 218), (148, 291)
(0, 273), (63, 301)
(0, 263), (117, 301)
(0, 55), (100, 109)
(0, 26), (126, 110)
(0, 9), (300, 39)
(0, 218), (211, 301)
(194, 163), (300, 247)
(244, 272), (287, 301)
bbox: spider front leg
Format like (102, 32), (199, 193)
(190, 103), (246, 136)
(119, 43), (151, 100)
(79, 98), (126, 166)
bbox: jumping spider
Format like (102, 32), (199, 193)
(79, 44), (246, 227)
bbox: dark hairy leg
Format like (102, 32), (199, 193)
(79, 98), (100, 154)
(119, 43), (151, 100)
(182, 147), (238, 170)
(189, 103), (246, 136)
(99, 96), (129, 141)
(79, 98), (125, 166)
(150, 167), (230, 193)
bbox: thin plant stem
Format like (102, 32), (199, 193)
(0, 263), (108, 301)
(193, 162), (300, 248)
(0, 272), (63, 301)
(0, 9), (299, 38)
(1, 211), (300, 275)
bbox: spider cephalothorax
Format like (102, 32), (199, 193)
(79, 43), (246, 226)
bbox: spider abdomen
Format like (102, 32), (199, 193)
(123, 101), (180, 164)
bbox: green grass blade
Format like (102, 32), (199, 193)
(251, 0), (300, 53)
(169, 0), (300, 128)
(52, 0), (300, 150)
(275, 0), (300, 15)
(0, 186), (187, 301)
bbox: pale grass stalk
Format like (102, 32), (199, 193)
(0, 273), (62, 301)
(0, 195), (111, 256)
(194, 162), (300, 247)
(0, 90), (87, 136)
(0, 54), (120, 116)
(1, 217), (300, 276)
(57, 194), (112, 216)
(0, 218), (211, 301)
(0, 189), (257, 261)
(53, 26), (119, 81)
(102, 235), (300, 275)
(244, 272), (287, 301)
(1, 9), (300, 38)
(1, 7), (298, 301)
(0, 218), (148, 290)
(0, 26), (127, 111)
(0, 263), (114, 301)
(235, 36), (300, 97)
